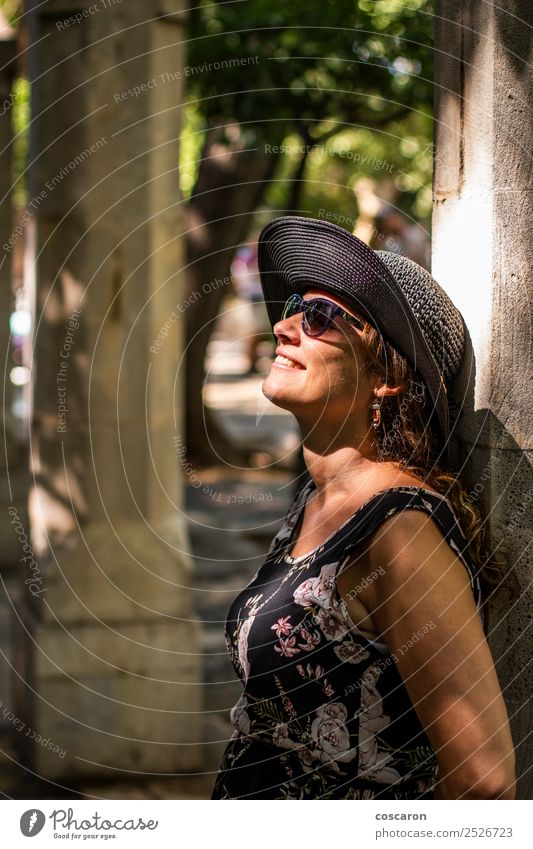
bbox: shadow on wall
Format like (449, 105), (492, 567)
(450, 323), (532, 802)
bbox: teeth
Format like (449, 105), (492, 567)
(275, 355), (300, 368)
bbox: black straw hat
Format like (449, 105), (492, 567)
(257, 215), (466, 449)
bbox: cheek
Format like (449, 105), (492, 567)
(302, 338), (368, 393)
(329, 354), (371, 404)
(326, 350), (362, 383)
(307, 358), (359, 404)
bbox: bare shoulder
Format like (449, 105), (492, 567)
(363, 506), (476, 620)
(370, 505), (450, 561)
(368, 508), (466, 577)
(340, 491), (447, 578)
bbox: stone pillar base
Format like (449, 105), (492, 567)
(27, 517), (202, 779)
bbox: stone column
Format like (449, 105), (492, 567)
(432, 1), (532, 799)
(0, 16), (18, 563)
(0, 14), (18, 783)
(27, 0), (201, 779)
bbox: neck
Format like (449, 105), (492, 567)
(298, 417), (392, 506)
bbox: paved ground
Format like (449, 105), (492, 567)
(0, 296), (303, 800)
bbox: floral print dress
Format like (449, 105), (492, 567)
(211, 477), (484, 800)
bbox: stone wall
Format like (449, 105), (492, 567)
(433, 0), (532, 799)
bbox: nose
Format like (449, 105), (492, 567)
(273, 310), (302, 343)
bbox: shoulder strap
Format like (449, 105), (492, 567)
(330, 487), (484, 616)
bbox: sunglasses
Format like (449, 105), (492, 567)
(280, 293), (366, 338)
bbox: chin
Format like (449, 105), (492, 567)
(261, 373), (298, 410)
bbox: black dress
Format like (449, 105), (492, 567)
(211, 477), (484, 800)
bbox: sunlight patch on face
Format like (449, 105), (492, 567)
(259, 369), (286, 421)
(256, 381), (274, 425)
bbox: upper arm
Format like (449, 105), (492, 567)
(364, 509), (515, 794)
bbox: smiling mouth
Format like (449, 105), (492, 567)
(273, 355), (305, 370)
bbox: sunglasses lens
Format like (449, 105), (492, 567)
(303, 300), (335, 336)
(281, 294), (302, 321)
(280, 295), (341, 337)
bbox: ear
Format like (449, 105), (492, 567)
(374, 381), (403, 399)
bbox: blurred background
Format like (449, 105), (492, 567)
(0, 0), (530, 801)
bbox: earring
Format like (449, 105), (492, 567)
(371, 398), (382, 430)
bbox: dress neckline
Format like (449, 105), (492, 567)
(282, 479), (456, 564)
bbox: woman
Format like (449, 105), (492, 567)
(211, 216), (518, 800)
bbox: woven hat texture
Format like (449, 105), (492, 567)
(374, 251), (465, 385)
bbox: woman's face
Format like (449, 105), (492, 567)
(262, 287), (376, 434)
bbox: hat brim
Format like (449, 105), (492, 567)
(257, 215), (449, 447)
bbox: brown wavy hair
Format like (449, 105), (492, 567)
(357, 320), (520, 629)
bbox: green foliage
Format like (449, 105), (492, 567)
(183, 0), (435, 224)
(1, 0), (27, 206)
(186, 0), (433, 130)
(11, 76), (30, 207)
(0, 0), (20, 27)
(180, 100), (207, 199)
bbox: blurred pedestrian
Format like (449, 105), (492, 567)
(230, 233), (270, 374)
